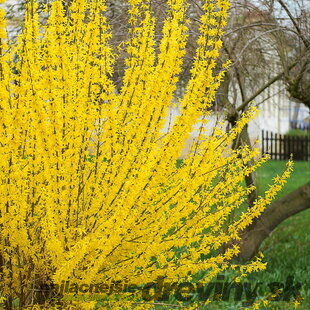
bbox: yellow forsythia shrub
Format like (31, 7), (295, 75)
(0, 0), (292, 309)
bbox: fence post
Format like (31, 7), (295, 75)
(275, 132), (278, 160)
(271, 132), (274, 159)
(266, 130), (269, 157)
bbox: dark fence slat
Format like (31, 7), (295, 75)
(271, 132), (274, 159)
(275, 133), (278, 160)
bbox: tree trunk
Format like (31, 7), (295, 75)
(236, 181), (310, 261)
(231, 124), (258, 208)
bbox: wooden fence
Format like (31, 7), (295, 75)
(262, 130), (310, 161)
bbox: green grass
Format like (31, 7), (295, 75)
(256, 160), (310, 197)
(286, 129), (310, 137)
(253, 160), (310, 309)
(197, 160), (310, 309)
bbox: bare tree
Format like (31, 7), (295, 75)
(216, 0), (310, 260)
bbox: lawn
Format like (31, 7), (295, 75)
(256, 160), (309, 197)
(204, 160), (310, 309)
(253, 160), (310, 310)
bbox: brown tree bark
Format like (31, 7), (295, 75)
(231, 124), (258, 209)
(235, 181), (310, 261)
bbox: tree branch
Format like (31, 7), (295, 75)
(236, 52), (308, 112)
(236, 181), (310, 261)
(277, 0), (309, 48)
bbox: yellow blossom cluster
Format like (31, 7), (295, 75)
(0, 0), (292, 308)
